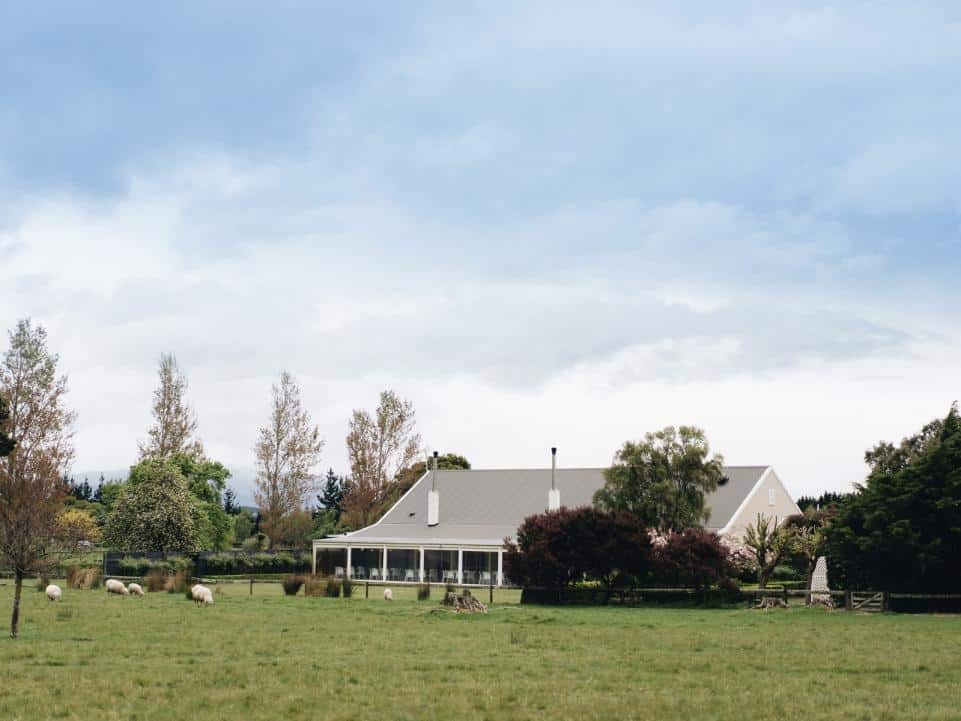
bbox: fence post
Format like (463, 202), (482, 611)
(489, 581), (493, 605)
(249, 577), (253, 596)
(845, 590), (852, 610)
(882, 591), (889, 612)
(365, 582), (369, 599)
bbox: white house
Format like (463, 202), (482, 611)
(312, 456), (800, 586)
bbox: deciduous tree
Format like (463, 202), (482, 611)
(0, 320), (76, 637)
(742, 513), (791, 588)
(503, 507), (653, 599)
(253, 371), (324, 545)
(103, 460), (197, 552)
(342, 390), (421, 529)
(0, 394), (14, 457)
(139, 353), (203, 460)
(594, 426), (724, 532)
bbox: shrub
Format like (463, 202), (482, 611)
(202, 552), (238, 574)
(117, 555), (192, 576)
(652, 528), (737, 597)
(282, 575), (305, 596)
(771, 564), (803, 582)
(341, 576), (353, 598)
(417, 583), (430, 601)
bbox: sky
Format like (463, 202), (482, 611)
(2, 2), (960, 504)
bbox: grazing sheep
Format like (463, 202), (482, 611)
(128, 583), (144, 597)
(191, 584), (213, 605)
(383, 588), (393, 601)
(105, 579), (129, 595)
(45, 584), (62, 602)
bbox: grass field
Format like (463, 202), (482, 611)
(2, 580), (960, 721)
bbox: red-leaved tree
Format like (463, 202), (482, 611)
(504, 506), (653, 599)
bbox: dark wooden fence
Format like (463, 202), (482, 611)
(518, 585), (961, 612)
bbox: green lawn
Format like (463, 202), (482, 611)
(1, 580), (960, 721)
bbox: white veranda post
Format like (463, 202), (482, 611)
(382, 546), (388, 581)
(497, 550), (503, 587)
(346, 547), (352, 579)
(419, 547), (425, 582)
(457, 548), (463, 584)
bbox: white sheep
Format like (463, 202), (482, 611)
(191, 584), (213, 605)
(383, 588), (393, 601)
(105, 579), (130, 595)
(45, 584), (62, 602)
(127, 583), (144, 597)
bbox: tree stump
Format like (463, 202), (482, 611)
(441, 589), (488, 613)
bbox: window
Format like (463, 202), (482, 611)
(768, 488), (776, 506)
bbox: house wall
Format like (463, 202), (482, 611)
(722, 469), (800, 544)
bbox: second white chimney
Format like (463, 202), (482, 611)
(427, 451), (440, 526)
(548, 446), (560, 511)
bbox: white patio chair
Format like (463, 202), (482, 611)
(334, 566), (344, 578)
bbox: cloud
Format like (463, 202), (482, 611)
(3, 3), (960, 502)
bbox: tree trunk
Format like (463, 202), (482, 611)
(758, 569), (769, 589)
(10, 570), (23, 638)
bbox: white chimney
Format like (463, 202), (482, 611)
(427, 450), (440, 526)
(548, 447), (560, 511)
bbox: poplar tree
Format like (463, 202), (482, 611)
(139, 353), (202, 460)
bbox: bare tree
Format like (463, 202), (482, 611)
(138, 353), (202, 460)
(342, 390), (421, 529)
(0, 320), (75, 638)
(253, 372), (324, 544)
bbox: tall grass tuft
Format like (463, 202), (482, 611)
(417, 583), (431, 601)
(66, 567), (102, 590)
(342, 576), (353, 598)
(145, 569), (166, 593)
(324, 577), (342, 598)
(303, 575), (324, 597)
(166, 571), (189, 595)
(282, 575), (305, 596)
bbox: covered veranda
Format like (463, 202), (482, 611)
(312, 540), (507, 586)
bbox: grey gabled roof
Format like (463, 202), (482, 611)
(326, 465), (769, 547)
